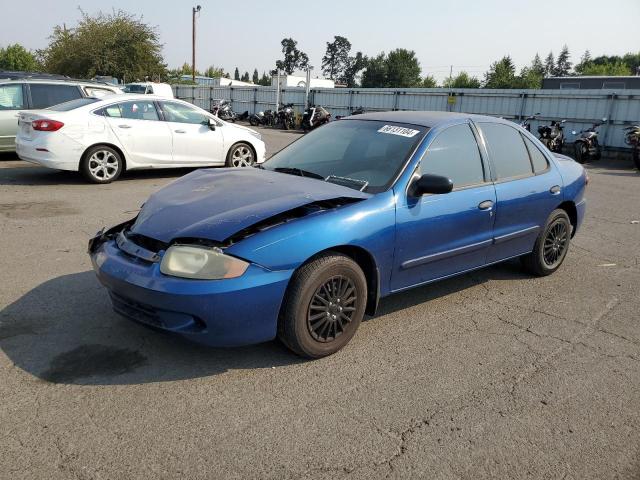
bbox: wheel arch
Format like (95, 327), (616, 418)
(286, 245), (380, 317)
(226, 140), (257, 165)
(556, 200), (577, 237)
(80, 143), (127, 171)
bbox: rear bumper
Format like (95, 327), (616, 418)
(16, 138), (80, 171)
(91, 239), (292, 347)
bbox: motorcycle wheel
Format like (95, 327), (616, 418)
(633, 148), (640, 171)
(574, 143), (587, 164)
(594, 145), (601, 161)
(249, 117), (258, 126)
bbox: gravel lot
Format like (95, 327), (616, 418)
(1, 127), (639, 480)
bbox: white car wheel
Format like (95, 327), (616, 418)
(227, 143), (255, 168)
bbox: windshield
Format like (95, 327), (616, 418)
(47, 97), (99, 111)
(263, 119), (427, 193)
(122, 84), (147, 94)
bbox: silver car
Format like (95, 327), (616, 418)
(0, 79), (121, 152)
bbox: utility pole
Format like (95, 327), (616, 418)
(305, 65), (313, 109)
(192, 5), (201, 83)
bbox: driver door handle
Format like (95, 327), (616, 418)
(174, 129), (186, 134)
(478, 200), (494, 210)
(550, 185), (561, 194)
(118, 125), (132, 129)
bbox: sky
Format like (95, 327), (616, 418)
(2, 0), (639, 83)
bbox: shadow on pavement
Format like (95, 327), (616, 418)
(0, 261), (528, 386)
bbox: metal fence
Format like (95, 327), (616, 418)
(173, 84), (640, 149)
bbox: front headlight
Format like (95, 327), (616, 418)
(160, 245), (249, 280)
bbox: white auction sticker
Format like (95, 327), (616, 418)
(377, 125), (420, 138)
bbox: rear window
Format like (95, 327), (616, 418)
(122, 84), (148, 94)
(48, 97), (100, 111)
(0, 84), (24, 110)
(522, 135), (549, 173)
(30, 84), (82, 109)
(479, 123), (533, 180)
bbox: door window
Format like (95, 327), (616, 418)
(418, 124), (485, 187)
(161, 102), (208, 124)
(0, 84), (25, 110)
(522, 135), (549, 173)
(479, 123), (533, 180)
(30, 84), (82, 109)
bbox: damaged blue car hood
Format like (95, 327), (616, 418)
(130, 168), (370, 243)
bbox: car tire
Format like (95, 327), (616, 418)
(278, 253), (367, 358)
(520, 209), (571, 277)
(225, 142), (255, 167)
(80, 145), (123, 184)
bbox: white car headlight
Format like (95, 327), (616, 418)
(160, 245), (249, 280)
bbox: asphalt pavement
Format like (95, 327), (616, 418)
(1, 127), (639, 479)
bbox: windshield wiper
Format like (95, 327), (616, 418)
(325, 175), (369, 191)
(272, 167), (324, 180)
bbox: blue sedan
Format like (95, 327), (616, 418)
(89, 111), (587, 358)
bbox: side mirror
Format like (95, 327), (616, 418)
(410, 173), (453, 196)
(205, 118), (216, 130)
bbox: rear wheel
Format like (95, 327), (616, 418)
(226, 142), (255, 167)
(574, 142), (587, 164)
(278, 253), (367, 358)
(521, 209), (571, 276)
(80, 145), (123, 184)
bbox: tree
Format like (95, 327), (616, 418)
(421, 75), (438, 88)
(578, 61), (631, 76)
(343, 52), (367, 87)
(322, 35), (351, 81)
(443, 71), (480, 88)
(531, 53), (545, 77)
(252, 69), (259, 84)
(241, 71), (250, 82)
(385, 49), (422, 87)
(259, 71), (271, 86)
(0, 44), (40, 71)
(544, 52), (555, 77)
(361, 53), (388, 88)
(483, 56), (516, 88)
(203, 65), (223, 78)
(39, 9), (165, 81)
(554, 45), (572, 76)
(275, 38), (309, 74)
(234, 67), (240, 80)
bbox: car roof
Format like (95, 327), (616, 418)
(0, 78), (120, 88)
(341, 110), (508, 128)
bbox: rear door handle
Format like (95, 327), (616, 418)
(478, 200), (494, 210)
(118, 125), (132, 129)
(174, 129), (186, 134)
(550, 185), (561, 194)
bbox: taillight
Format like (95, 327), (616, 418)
(32, 119), (64, 132)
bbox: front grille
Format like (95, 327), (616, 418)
(110, 292), (164, 328)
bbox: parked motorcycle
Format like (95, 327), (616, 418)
(538, 119), (566, 153)
(301, 105), (331, 132)
(624, 125), (640, 170)
(277, 103), (296, 130)
(572, 119), (605, 164)
(519, 113), (539, 131)
(210, 99), (237, 122)
(351, 106), (366, 116)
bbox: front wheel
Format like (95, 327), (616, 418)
(80, 145), (123, 184)
(520, 209), (571, 276)
(226, 143), (255, 167)
(278, 253), (367, 358)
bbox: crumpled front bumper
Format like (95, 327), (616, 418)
(89, 232), (292, 347)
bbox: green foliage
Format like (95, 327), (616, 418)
(361, 49), (421, 88)
(553, 45), (572, 76)
(275, 38), (309, 75)
(252, 69), (259, 84)
(422, 75), (438, 88)
(241, 71), (250, 82)
(343, 51), (367, 87)
(483, 56), (516, 88)
(234, 67), (240, 80)
(39, 9), (165, 81)
(443, 71), (480, 88)
(322, 36), (351, 81)
(259, 71), (271, 86)
(0, 43), (40, 71)
(575, 51), (636, 76)
(578, 61), (631, 76)
(544, 52), (555, 77)
(203, 66), (224, 78)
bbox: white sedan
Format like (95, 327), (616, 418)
(15, 94), (266, 183)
